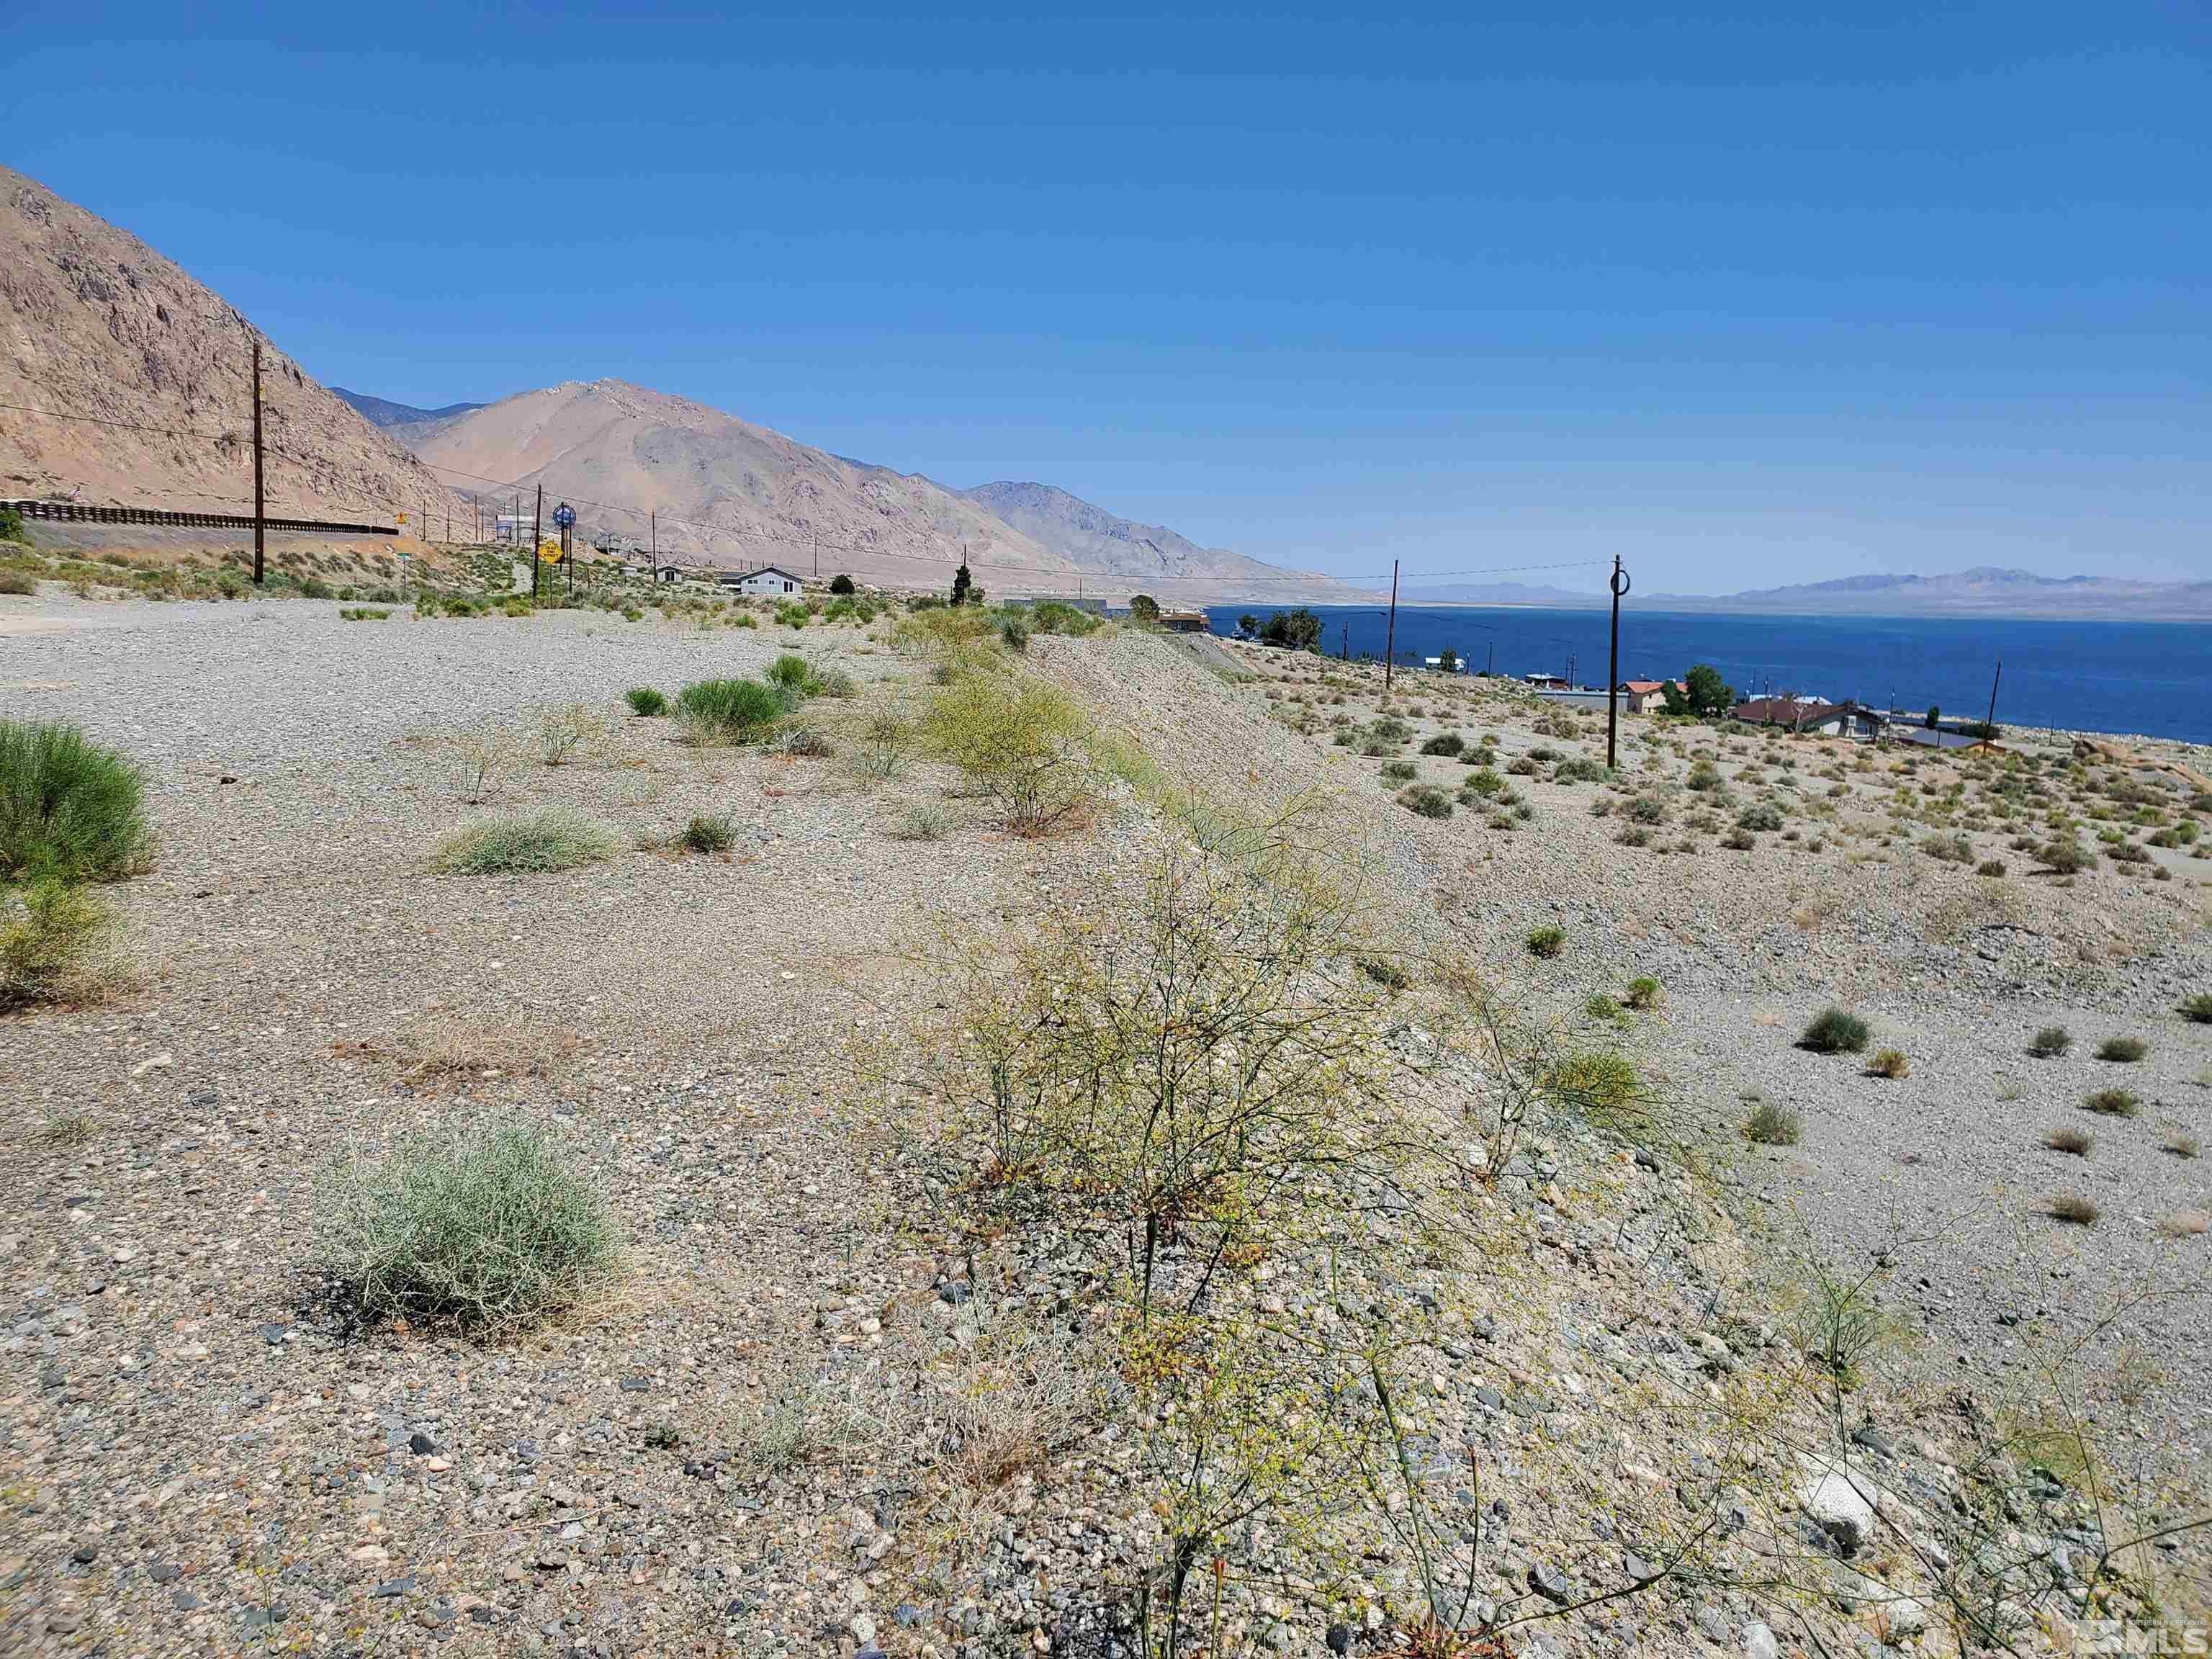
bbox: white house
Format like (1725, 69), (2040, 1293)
(718, 565), (806, 596)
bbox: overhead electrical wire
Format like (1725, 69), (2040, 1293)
(4, 392), (1617, 594)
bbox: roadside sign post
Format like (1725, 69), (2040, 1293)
(553, 503), (576, 596)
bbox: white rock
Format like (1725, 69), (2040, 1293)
(1801, 1470), (1876, 1556)
(1743, 1620), (1777, 1659)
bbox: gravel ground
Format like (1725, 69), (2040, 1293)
(1, 597), (2206, 1658)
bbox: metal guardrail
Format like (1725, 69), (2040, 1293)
(1, 499), (397, 536)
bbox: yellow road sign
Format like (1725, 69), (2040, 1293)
(538, 540), (563, 563)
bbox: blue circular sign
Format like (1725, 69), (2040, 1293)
(552, 503), (577, 529)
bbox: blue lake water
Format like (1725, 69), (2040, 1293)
(1207, 605), (2212, 745)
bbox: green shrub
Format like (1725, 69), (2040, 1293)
(1546, 1050), (1642, 1115)
(2044, 1126), (2092, 1156)
(626, 686), (668, 717)
(1381, 759), (1419, 783)
(1586, 992), (1622, 1021)
(1800, 1007), (1871, 1054)
(1398, 784), (1452, 819)
(829, 573), (855, 595)
(2082, 1087), (2141, 1118)
(2180, 993), (2212, 1025)
(0, 504), (26, 544)
(675, 678), (786, 744)
(1, 877), (115, 1004)
(1721, 827), (1755, 851)
(1625, 795), (1667, 824)
(920, 675), (1090, 835)
(1419, 732), (1464, 757)
(338, 606), (391, 621)
(1028, 600), (1100, 637)
(890, 804), (950, 842)
(1554, 757), (1607, 784)
(1922, 832), (1973, 863)
(0, 569), (40, 595)
(1526, 924), (1565, 958)
(683, 813), (736, 853)
(2095, 1035), (2147, 1063)
(1736, 802), (1784, 832)
(1867, 1048), (1910, 1079)
(1464, 767), (1503, 797)
(2028, 1025), (2072, 1058)
(0, 719), (154, 885)
(432, 809), (617, 874)
(2040, 838), (2093, 874)
(1744, 1098), (1802, 1146)
(1615, 824), (1653, 848)
(1976, 858), (2006, 877)
(315, 1117), (616, 1334)
(1624, 975), (1663, 1010)
(2048, 1192), (2098, 1226)
(766, 653), (815, 694)
(999, 616), (1029, 652)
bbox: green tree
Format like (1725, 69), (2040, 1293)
(829, 572), (855, 595)
(1660, 680), (1690, 715)
(950, 562), (972, 606)
(1683, 664), (1735, 716)
(1259, 607), (1323, 652)
(1925, 704), (1941, 730)
(1129, 593), (1161, 623)
(1236, 613), (1259, 639)
(1437, 647), (1459, 673)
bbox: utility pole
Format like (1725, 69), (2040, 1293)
(1383, 559), (1399, 693)
(251, 336), (266, 585)
(1606, 554), (1629, 770)
(810, 524), (817, 580)
(651, 511), (657, 565)
(531, 484), (543, 601)
(1484, 640), (1494, 678)
(1984, 660), (2002, 740)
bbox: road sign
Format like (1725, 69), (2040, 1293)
(396, 512), (409, 524)
(538, 540), (563, 563)
(552, 503), (576, 530)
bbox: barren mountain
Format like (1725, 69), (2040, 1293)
(0, 166), (464, 524)
(955, 479), (1371, 602)
(1643, 565), (2212, 621)
(398, 380), (1082, 594)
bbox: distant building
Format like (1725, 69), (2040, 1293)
(1617, 679), (1670, 714)
(1156, 608), (1210, 633)
(719, 565), (806, 596)
(493, 513), (536, 547)
(1732, 697), (1887, 740)
(1524, 672), (1572, 691)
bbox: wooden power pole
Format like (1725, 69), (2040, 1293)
(1383, 559), (1399, 693)
(531, 484), (543, 600)
(251, 337), (266, 585)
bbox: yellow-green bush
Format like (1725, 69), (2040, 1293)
(920, 675), (1092, 835)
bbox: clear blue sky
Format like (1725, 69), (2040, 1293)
(12, 1), (2209, 593)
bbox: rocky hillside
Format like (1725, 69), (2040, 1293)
(0, 167), (464, 525)
(396, 379), (1082, 593)
(956, 478), (1370, 602)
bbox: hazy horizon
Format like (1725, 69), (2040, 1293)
(13, 1), (2209, 597)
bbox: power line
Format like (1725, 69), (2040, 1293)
(6, 388), (1618, 595)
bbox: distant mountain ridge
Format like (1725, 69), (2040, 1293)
(379, 383), (1365, 601)
(1643, 566), (2212, 620)
(331, 389), (487, 428)
(1394, 565), (2207, 621)
(953, 480), (1366, 602)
